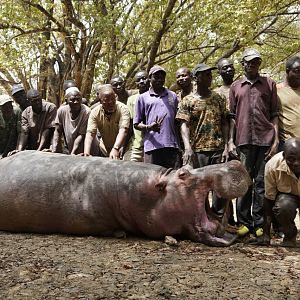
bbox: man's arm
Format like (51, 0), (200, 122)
(265, 116), (279, 161)
(258, 159), (277, 245)
(109, 127), (129, 159)
(228, 85), (237, 156)
(84, 132), (96, 156)
(228, 117), (237, 155)
(52, 124), (63, 153)
(37, 128), (53, 151)
(71, 134), (85, 155)
(262, 197), (274, 244)
(16, 130), (28, 151)
(219, 93), (230, 162)
(180, 121), (194, 166)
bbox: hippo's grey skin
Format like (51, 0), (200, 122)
(0, 151), (250, 246)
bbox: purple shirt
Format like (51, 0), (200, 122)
(134, 87), (179, 153)
(229, 75), (279, 147)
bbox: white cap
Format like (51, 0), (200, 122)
(65, 87), (80, 97)
(0, 95), (13, 106)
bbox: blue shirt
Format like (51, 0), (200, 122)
(134, 87), (179, 153)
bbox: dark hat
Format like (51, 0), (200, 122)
(149, 65), (166, 77)
(242, 48), (261, 62)
(192, 63), (217, 77)
(0, 95), (13, 106)
(11, 84), (25, 95)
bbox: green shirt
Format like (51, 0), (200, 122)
(127, 93), (143, 153)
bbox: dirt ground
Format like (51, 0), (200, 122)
(0, 230), (299, 300)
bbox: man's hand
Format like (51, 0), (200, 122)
(228, 140), (238, 157)
(148, 114), (167, 133)
(182, 148), (194, 166)
(7, 150), (20, 157)
(265, 141), (278, 161)
(221, 145), (229, 163)
(109, 148), (120, 160)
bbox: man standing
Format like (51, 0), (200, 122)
(110, 75), (135, 105)
(215, 58), (235, 103)
(229, 48), (279, 237)
(123, 70), (150, 162)
(52, 87), (93, 155)
(134, 65), (179, 168)
(259, 138), (300, 247)
(0, 95), (21, 158)
(277, 56), (300, 151)
(11, 84), (29, 111)
(84, 84), (130, 159)
(175, 67), (193, 102)
(16, 89), (57, 151)
(214, 58), (236, 225)
(176, 63), (229, 168)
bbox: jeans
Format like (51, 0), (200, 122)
(237, 145), (269, 230)
(144, 147), (180, 169)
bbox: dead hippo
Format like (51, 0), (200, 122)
(0, 151), (250, 246)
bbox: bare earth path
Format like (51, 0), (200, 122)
(0, 231), (299, 300)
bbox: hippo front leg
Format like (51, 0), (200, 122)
(203, 232), (238, 247)
(200, 230), (238, 247)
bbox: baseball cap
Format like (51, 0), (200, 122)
(192, 63), (217, 77)
(0, 95), (13, 106)
(242, 48), (261, 62)
(11, 84), (25, 96)
(149, 65), (166, 77)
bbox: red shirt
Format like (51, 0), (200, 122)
(229, 75), (278, 147)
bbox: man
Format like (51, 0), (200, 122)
(52, 87), (94, 155)
(11, 84), (29, 111)
(176, 63), (229, 168)
(90, 83), (103, 108)
(229, 48), (279, 237)
(214, 58), (236, 225)
(63, 80), (89, 106)
(277, 56), (300, 151)
(123, 70), (150, 162)
(0, 95), (21, 158)
(84, 84), (130, 159)
(134, 65), (180, 169)
(110, 75), (135, 105)
(215, 58), (235, 103)
(175, 67), (193, 102)
(259, 138), (300, 247)
(16, 89), (57, 151)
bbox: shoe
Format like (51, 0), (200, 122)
(237, 225), (250, 237)
(282, 237), (296, 247)
(273, 231), (284, 239)
(255, 227), (263, 237)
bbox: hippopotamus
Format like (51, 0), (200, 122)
(0, 151), (251, 246)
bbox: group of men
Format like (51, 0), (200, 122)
(0, 48), (299, 247)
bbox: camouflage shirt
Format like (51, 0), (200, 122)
(176, 91), (228, 152)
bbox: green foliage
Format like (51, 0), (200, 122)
(0, 0), (299, 100)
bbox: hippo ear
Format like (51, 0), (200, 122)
(155, 179), (167, 192)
